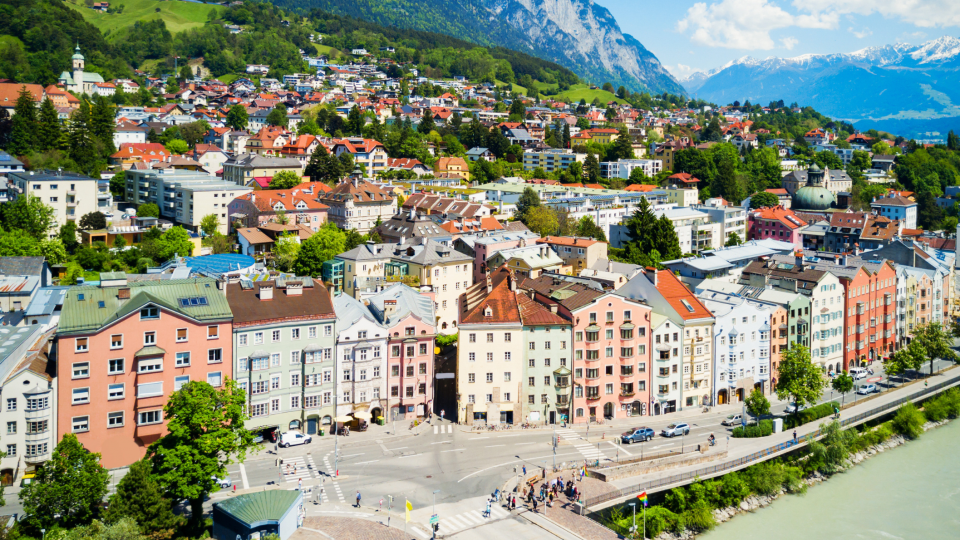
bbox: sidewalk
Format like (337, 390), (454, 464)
(245, 418), (433, 463)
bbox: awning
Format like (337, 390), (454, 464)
(249, 350), (270, 358)
(352, 411), (372, 420)
(135, 345), (166, 358)
(302, 344), (324, 353)
(656, 344), (670, 352)
(334, 415), (353, 422)
(585, 324), (600, 332)
(619, 323), (635, 330)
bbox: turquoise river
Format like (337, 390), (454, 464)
(701, 419), (960, 540)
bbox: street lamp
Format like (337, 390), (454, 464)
(628, 503), (636, 537)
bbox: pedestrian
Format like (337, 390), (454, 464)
(298, 478), (302, 491)
(356, 491), (362, 508)
(512, 496), (517, 510)
(485, 499), (492, 518)
(793, 429), (797, 443)
(533, 498), (538, 514)
(379, 498), (383, 512)
(441, 409), (445, 421)
(522, 465), (526, 476)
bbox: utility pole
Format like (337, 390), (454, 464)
(552, 421), (557, 470)
(387, 495), (393, 527)
(629, 503), (636, 538)
(432, 489), (441, 540)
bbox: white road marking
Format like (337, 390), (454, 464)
(412, 527), (430, 538)
(430, 441), (451, 445)
(485, 444), (505, 447)
(434, 425), (438, 434)
(515, 442), (537, 445)
(239, 463), (249, 489)
(612, 441), (632, 455)
(354, 460), (380, 465)
(442, 448), (465, 453)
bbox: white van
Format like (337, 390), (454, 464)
(849, 368), (868, 380)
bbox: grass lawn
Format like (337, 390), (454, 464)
(66, 0), (219, 35)
(495, 79), (529, 96)
(554, 84), (626, 105)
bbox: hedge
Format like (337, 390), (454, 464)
(732, 419), (773, 438)
(783, 401), (839, 429)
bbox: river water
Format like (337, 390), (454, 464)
(701, 419), (960, 540)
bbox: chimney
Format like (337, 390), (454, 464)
(854, 243), (860, 256)
(486, 272), (493, 294)
(384, 299), (398, 318)
(285, 281), (303, 296)
(550, 303), (558, 314)
(328, 283), (337, 298)
(795, 250), (804, 270)
(259, 285), (274, 300)
(607, 260), (613, 273)
(117, 287), (131, 302)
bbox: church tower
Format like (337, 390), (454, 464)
(72, 44), (85, 93)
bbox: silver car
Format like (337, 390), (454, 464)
(660, 423), (690, 437)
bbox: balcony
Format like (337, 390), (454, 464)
(620, 391), (635, 398)
(585, 394), (601, 401)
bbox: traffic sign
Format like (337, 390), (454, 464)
(430, 514), (439, 524)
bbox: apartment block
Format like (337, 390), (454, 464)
(124, 169), (251, 235)
(522, 149), (586, 172)
(9, 170), (107, 236)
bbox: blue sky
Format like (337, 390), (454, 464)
(596, 0), (960, 79)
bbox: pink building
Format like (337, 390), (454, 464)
(56, 278), (233, 469)
(367, 284), (438, 420)
(748, 205), (807, 248)
(521, 277), (652, 423)
(468, 233), (540, 284)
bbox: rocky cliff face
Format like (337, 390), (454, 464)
(481, 0), (684, 94)
(283, 0), (683, 94)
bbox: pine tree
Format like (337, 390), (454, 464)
(584, 154), (600, 182)
(90, 95), (116, 158)
(37, 98), (62, 152)
(418, 110), (436, 135)
(9, 86), (38, 156)
(104, 459), (183, 538)
(611, 126), (634, 160)
(69, 100), (98, 175)
(346, 105), (364, 135)
(562, 124), (571, 148)
(653, 214), (682, 259)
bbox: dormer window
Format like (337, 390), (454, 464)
(484, 306), (493, 317)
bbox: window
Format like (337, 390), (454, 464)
(406, 387), (414, 398)
(174, 375), (190, 391)
(138, 410), (162, 425)
(108, 383), (125, 400)
(469, 333), (476, 343)
(254, 332), (264, 344)
(144, 331), (156, 345)
(239, 334), (248, 346)
(177, 328), (188, 342)
(72, 387), (90, 404)
(486, 352), (494, 362)
(108, 358), (124, 375)
(5, 422), (14, 434)
(487, 333), (494, 343)
(358, 331), (367, 339)
(291, 351), (300, 365)
(138, 358), (162, 373)
(209, 349), (223, 363)
(111, 334), (123, 348)
(505, 333), (512, 342)
(72, 362), (89, 379)
(75, 338), (88, 352)
(468, 352), (476, 362)
(207, 372), (223, 387)
(72, 416), (89, 433)
(606, 329), (614, 340)
(140, 307), (159, 320)
(108, 412), (124, 427)
(173, 351), (191, 367)
(419, 343), (427, 355)
(138, 382), (163, 398)
(504, 372), (512, 382)
(324, 325), (332, 337)
(26, 420), (47, 434)
(291, 328), (300, 340)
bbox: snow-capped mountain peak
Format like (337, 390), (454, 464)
(909, 36), (960, 64)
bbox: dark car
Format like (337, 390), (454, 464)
(621, 427), (655, 444)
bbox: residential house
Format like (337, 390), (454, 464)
(434, 157), (469, 181)
(536, 237), (608, 274)
(698, 291), (772, 402)
(332, 138), (389, 175)
(8, 170), (104, 235)
(517, 293), (572, 424)
(871, 194), (917, 229)
(227, 278), (336, 435)
(486, 244), (564, 279)
(748, 205), (807, 249)
(228, 183), (330, 232)
(124, 169), (251, 235)
(319, 178), (395, 233)
(56, 277), (234, 468)
(332, 293), (388, 424)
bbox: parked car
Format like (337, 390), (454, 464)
(660, 423), (690, 437)
(857, 383), (878, 395)
(785, 402), (808, 414)
(213, 475), (232, 488)
(279, 431), (312, 448)
(849, 368), (868, 380)
(621, 427), (655, 444)
(721, 413), (744, 426)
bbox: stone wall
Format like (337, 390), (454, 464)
(587, 449), (728, 482)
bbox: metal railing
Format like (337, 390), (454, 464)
(582, 371), (960, 511)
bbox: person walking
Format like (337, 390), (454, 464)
(522, 465), (526, 476)
(533, 497), (539, 514)
(356, 491), (362, 508)
(793, 429), (798, 443)
(298, 478), (302, 491)
(485, 499), (492, 518)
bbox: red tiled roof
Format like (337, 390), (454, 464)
(517, 292), (569, 326)
(537, 236), (601, 248)
(655, 270), (713, 321)
(765, 188), (789, 195)
(751, 205), (807, 229)
(668, 173), (700, 184)
(624, 184), (657, 192)
(460, 266), (522, 325)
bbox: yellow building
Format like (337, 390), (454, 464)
(435, 157), (470, 181)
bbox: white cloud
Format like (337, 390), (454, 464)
(677, 0), (836, 50)
(848, 26), (872, 38)
(780, 37), (799, 50)
(665, 63), (705, 79)
(796, 0), (960, 28)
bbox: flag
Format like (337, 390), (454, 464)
(405, 499), (412, 522)
(638, 491), (648, 506)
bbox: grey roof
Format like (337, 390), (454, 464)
(333, 292), (381, 329)
(0, 257), (46, 277)
(0, 325), (44, 382)
(224, 154), (302, 169)
(0, 151), (23, 166)
(365, 283), (436, 326)
(589, 258), (644, 278)
(24, 286), (68, 317)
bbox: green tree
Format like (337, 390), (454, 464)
(883, 348), (914, 387)
(19, 434), (109, 534)
(745, 388), (770, 424)
(749, 191), (780, 209)
(0, 229), (40, 257)
(346, 105), (364, 135)
(910, 322), (958, 376)
(583, 153), (600, 182)
(37, 98), (62, 152)
(91, 94), (117, 158)
(8, 86), (37, 156)
(79, 211), (107, 231)
(774, 345), (826, 418)
(39, 238), (67, 265)
(138, 203), (160, 218)
(164, 139), (189, 155)
(514, 186), (541, 223)
(69, 99), (98, 174)
(148, 380), (257, 525)
(418, 111), (436, 135)
(104, 459), (183, 539)
(292, 222), (346, 277)
(266, 105), (288, 128)
(524, 206), (559, 236)
(269, 170), (303, 190)
(713, 159), (745, 204)
(304, 145), (343, 184)
(609, 126), (634, 161)
(891, 403), (925, 439)
(575, 216), (607, 242)
(831, 371), (854, 407)
(273, 233), (300, 272)
(156, 226), (194, 259)
(200, 214), (220, 237)
(63, 517), (147, 540)
(725, 231), (743, 247)
(59, 221), (80, 254)
(113, 234), (127, 250)
(0, 195), (55, 240)
(225, 104), (248, 130)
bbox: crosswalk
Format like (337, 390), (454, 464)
(411, 504), (511, 538)
(281, 455), (320, 482)
(556, 428), (607, 462)
(320, 451), (345, 503)
(433, 424), (455, 434)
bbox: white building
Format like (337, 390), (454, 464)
(0, 326), (56, 484)
(9, 170), (104, 237)
(650, 313), (683, 414)
(653, 204), (723, 254)
(699, 291), (772, 404)
(599, 159), (663, 180)
(333, 294), (389, 419)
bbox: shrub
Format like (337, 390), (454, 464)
(643, 506), (680, 538)
(922, 394), (951, 422)
(716, 472), (750, 508)
(892, 403), (925, 440)
(732, 419), (773, 438)
(682, 504), (716, 533)
(743, 461), (786, 496)
(937, 388), (960, 419)
(783, 401), (839, 429)
(850, 421), (894, 452)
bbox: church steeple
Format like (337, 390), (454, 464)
(72, 42), (85, 70)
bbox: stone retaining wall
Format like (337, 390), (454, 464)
(587, 450), (728, 482)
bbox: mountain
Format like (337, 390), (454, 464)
(268, 0), (684, 95)
(682, 36), (960, 139)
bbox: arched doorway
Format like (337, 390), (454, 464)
(289, 420), (301, 430)
(371, 407), (383, 422)
(654, 402), (661, 415)
(603, 402), (614, 419)
(735, 388), (745, 402)
(0, 469), (12, 487)
(717, 389), (729, 405)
